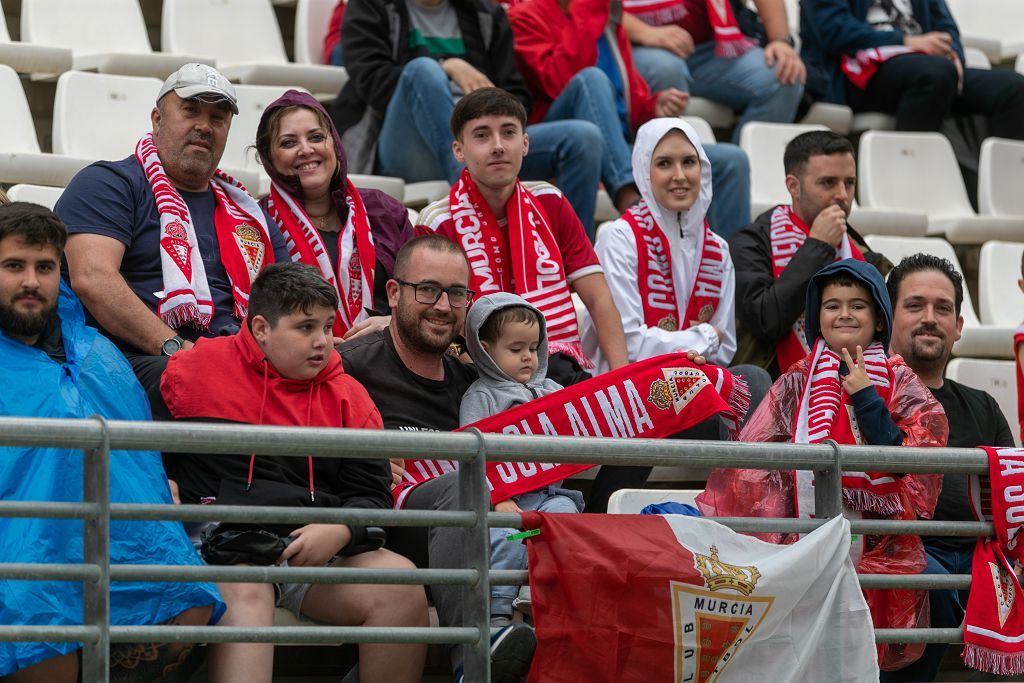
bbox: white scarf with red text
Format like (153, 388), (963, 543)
(624, 200), (726, 333)
(135, 133), (274, 328)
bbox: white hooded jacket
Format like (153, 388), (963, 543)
(581, 118), (736, 373)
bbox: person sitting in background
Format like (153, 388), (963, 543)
(622, 0), (805, 142)
(55, 63), (289, 403)
(255, 90), (414, 341)
(418, 87), (629, 387)
(729, 130), (890, 378)
(699, 258), (947, 672)
(1016, 251), (1024, 443)
(0, 202), (222, 683)
(508, 0), (753, 238)
(800, 0), (1024, 139)
(331, 0), (608, 237)
(161, 262), (427, 683)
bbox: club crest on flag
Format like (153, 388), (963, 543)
(989, 560), (1017, 628)
(649, 367), (711, 414)
(161, 220), (193, 282)
(672, 547), (773, 682)
(233, 224), (265, 280)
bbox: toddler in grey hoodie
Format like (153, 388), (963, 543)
(461, 292), (585, 624)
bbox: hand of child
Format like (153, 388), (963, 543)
(840, 345), (873, 395)
(495, 500), (524, 514)
(279, 524), (352, 567)
(389, 458), (405, 488)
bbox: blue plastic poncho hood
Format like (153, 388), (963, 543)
(804, 258), (893, 350)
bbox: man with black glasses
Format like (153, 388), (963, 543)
(338, 234), (537, 683)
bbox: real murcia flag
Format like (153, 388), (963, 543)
(523, 513), (878, 682)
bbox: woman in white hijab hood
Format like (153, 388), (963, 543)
(581, 118), (736, 373)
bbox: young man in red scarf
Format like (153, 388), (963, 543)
(729, 130), (890, 379)
(418, 87), (629, 388)
(160, 262), (428, 683)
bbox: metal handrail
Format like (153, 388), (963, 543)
(0, 415), (988, 681)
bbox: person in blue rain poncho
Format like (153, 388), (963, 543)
(0, 202), (222, 682)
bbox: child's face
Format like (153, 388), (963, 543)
(482, 320), (541, 384)
(251, 305), (335, 381)
(819, 282), (883, 354)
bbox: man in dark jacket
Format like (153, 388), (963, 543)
(332, 0), (606, 237)
(799, 0), (1024, 136)
(729, 130), (890, 377)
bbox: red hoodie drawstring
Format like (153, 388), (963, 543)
(306, 383), (317, 502)
(246, 358), (271, 491)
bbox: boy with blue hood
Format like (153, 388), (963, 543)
(460, 292), (584, 626)
(699, 258), (947, 671)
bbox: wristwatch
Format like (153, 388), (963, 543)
(160, 335), (185, 356)
(772, 34), (796, 48)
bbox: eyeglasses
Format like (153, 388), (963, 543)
(396, 279), (474, 307)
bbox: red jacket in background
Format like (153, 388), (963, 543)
(322, 1), (346, 65)
(507, 0), (659, 132)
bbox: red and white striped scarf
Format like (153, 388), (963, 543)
(266, 179), (375, 337)
(792, 338), (903, 517)
(963, 446), (1024, 675)
(135, 133), (275, 329)
(624, 201), (726, 334)
(769, 205), (864, 371)
(623, 0), (754, 58)
(449, 169), (590, 368)
(841, 45), (916, 89)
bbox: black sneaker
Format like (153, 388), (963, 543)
(454, 623), (537, 683)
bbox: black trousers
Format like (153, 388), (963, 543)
(844, 52), (1024, 138)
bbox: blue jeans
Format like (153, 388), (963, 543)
(879, 544), (972, 682)
(632, 43), (804, 143)
(703, 143), (750, 239)
(489, 485), (585, 617)
(376, 58), (604, 236)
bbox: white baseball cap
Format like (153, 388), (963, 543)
(157, 63), (239, 115)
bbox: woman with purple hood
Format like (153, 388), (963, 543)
(255, 90), (414, 340)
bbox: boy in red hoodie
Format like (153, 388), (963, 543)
(160, 262), (428, 683)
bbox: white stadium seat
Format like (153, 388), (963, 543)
(348, 174), (405, 203)
(20, 0), (211, 80)
(945, 358), (1020, 447)
(162, 0), (348, 97)
(52, 71), (161, 161)
(0, 2), (72, 76)
(850, 112), (895, 134)
(859, 131), (1023, 244)
(679, 116), (717, 145)
(863, 235), (1016, 359)
(947, 0), (1024, 64)
(5, 184), (65, 210)
(0, 65), (92, 186)
(684, 97), (735, 130)
(608, 489), (702, 515)
(979, 137), (1024, 217)
(964, 46), (992, 70)
(978, 241), (1024, 327)
(1018, 53), (1024, 76)
(404, 180), (451, 210)
(800, 102), (853, 135)
(294, 0), (335, 66)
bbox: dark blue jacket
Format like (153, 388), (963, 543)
(800, 0), (964, 104)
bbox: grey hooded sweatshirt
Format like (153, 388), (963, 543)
(459, 292), (564, 426)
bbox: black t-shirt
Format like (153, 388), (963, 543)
(924, 378), (1015, 551)
(337, 328), (477, 432)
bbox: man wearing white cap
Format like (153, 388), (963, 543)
(56, 63), (290, 398)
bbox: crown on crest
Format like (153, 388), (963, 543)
(695, 546), (762, 596)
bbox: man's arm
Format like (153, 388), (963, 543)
(65, 233), (185, 355)
(341, 0), (410, 108)
(752, 0), (806, 85)
(621, 12), (695, 59)
(572, 272), (629, 371)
